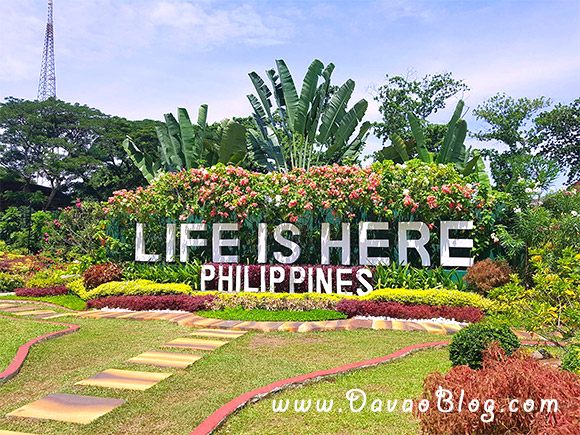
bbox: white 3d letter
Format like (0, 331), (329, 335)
(440, 221), (474, 267)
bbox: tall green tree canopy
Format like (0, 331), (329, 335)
(472, 93), (557, 189)
(373, 72), (469, 149)
(534, 98), (580, 184)
(0, 97), (106, 208)
(247, 59), (371, 171)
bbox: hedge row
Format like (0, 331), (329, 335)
(86, 294), (215, 312)
(15, 286), (68, 297)
(335, 299), (484, 323)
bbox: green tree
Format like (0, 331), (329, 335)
(247, 59), (371, 171)
(75, 117), (162, 200)
(373, 72), (469, 149)
(534, 98), (580, 184)
(0, 97), (107, 209)
(472, 93), (555, 189)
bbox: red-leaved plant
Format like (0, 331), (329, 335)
(82, 263), (123, 289)
(336, 299), (484, 323)
(417, 343), (580, 434)
(15, 286), (68, 297)
(86, 294), (215, 312)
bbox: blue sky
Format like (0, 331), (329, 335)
(1, 0), (579, 184)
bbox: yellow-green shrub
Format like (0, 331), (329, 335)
(82, 279), (194, 301)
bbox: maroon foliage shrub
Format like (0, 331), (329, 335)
(83, 263), (124, 289)
(204, 264), (373, 293)
(15, 286), (68, 297)
(86, 294), (215, 312)
(465, 259), (514, 295)
(418, 343), (580, 434)
(336, 299), (484, 323)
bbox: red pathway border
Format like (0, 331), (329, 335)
(0, 314), (80, 384)
(189, 339), (546, 435)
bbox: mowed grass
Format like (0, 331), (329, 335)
(0, 295), (86, 311)
(0, 314), (448, 435)
(0, 316), (65, 373)
(218, 348), (450, 435)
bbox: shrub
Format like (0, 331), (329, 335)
(15, 286), (68, 297)
(562, 345), (580, 375)
(66, 278), (88, 299)
(366, 288), (496, 312)
(0, 272), (25, 292)
(418, 344), (580, 434)
(197, 307), (347, 322)
(82, 263), (123, 289)
(374, 263), (466, 290)
(80, 279), (194, 301)
(449, 322), (520, 369)
(86, 294), (215, 312)
(335, 299), (484, 323)
(210, 292), (341, 311)
(122, 261), (202, 288)
(465, 258), (514, 295)
(26, 271), (77, 288)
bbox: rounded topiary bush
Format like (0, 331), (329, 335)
(82, 263), (123, 289)
(464, 258), (514, 295)
(449, 322), (520, 369)
(562, 344), (580, 375)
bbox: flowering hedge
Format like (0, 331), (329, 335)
(104, 161), (504, 264)
(335, 299), (484, 323)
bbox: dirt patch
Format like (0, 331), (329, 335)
(248, 335), (327, 349)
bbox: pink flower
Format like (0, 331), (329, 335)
(289, 200), (298, 207)
(403, 195), (414, 207)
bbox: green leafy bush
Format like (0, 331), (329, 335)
(449, 323), (520, 369)
(196, 307), (347, 322)
(26, 270), (78, 288)
(374, 263), (466, 290)
(122, 261), (202, 288)
(562, 344), (580, 375)
(78, 279), (194, 301)
(0, 272), (25, 292)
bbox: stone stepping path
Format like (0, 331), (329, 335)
(0, 304), (22, 310)
(126, 350), (203, 368)
(161, 337), (228, 351)
(3, 328), (245, 429)
(1, 307), (42, 313)
(189, 329), (246, 339)
(6, 393), (125, 424)
(0, 430), (37, 434)
(75, 368), (172, 391)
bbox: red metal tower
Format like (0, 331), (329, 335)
(38, 0), (56, 101)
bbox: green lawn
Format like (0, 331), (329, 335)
(218, 348), (449, 435)
(0, 295), (86, 311)
(0, 317), (64, 373)
(0, 314), (447, 435)
(197, 307), (347, 321)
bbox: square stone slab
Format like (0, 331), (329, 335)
(161, 337), (227, 351)
(125, 350), (203, 368)
(0, 430), (38, 434)
(13, 310), (55, 316)
(189, 329), (246, 339)
(6, 393), (125, 424)
(75, 369), (172, 391)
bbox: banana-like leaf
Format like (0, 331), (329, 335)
(306, 66), (333, 144)
(196, 104), (208, 163)
(247, 129), (274, 172)
(122, 137), (158, 183)
(247, 94), (269, 127)
(342, 121), (372, 161)
(437, 100), (464, 164)
(390, 133), (410, 161)
(227, 150), (246, 165)
(317, 79), (355, 144)
(276, 59), (299, 132)
(178, 108), (197, 169)
(155, 125), (179, 172)
(162, 113), (186, 169)
(248, 72), (273, 119)
(326, 99), (368, 160)
(294, 59), (323, 134)
(407, 111), (432, 163)
(219, 121), (247, 164)
(449, 119), (467, 167)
